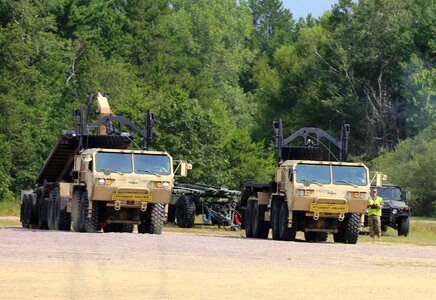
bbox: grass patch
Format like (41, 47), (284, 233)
(0, 199), (20, 217)
(0, 217), (20, 227)
(360, 218), (436, 246)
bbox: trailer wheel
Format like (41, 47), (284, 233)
(138, 203), (164, 234)
(71, 189), (85, 232)
(176, 196), (196, 228)
(279, 201), (296, 241)
(271, 198), (281, 240)
(398, 217), (410, 237)
(252, 202), (269, 239)
(245, 200), (255, 238)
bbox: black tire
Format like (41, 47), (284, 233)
(304, 232), (317, 242)
(167, 204), (176, 222)
(381, 224), (388, 232)
(71, 189), (85, 232)
(317, 232), (328, 242)
(21, 195), (31, 228)
(335, 213), (360, 244)
(245, 200), (255, 238)
(103, 224), (119, 233)
(38, 194), (49, 230)
(48, 189), (60, 230)
(333, 231), (345, 243)
(56, 208), (71, 231)
(279, 201), (296, 241)
(271, 198), (281, 240)
(304, 232), (328, 242)
(252, 202), (269, 239)
(176, 196), (196, 228)
(398, 217), (410, 237)
(138, 203), (164, 234)
(84, 199), (99, 233)
(121, 223), (134, 233)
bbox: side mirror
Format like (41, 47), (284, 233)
(374, 172), (383, 188)
(175, 161), (192, 177)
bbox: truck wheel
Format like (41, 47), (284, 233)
(317, 232), (328, 242)
(398, 217), (410, 237)
(176, 196), (196, 228)
(21, 195), (31, 228)
(381, 224), (388, 232)
(121, 223), (134, 233)
(304, 232), (317, 242)
(271, 198), (281, 240)
(252, 202), (269, 239)
(138, 203), (164, 234)
(84, 200), (99, 233)
(38, 194), (49, 230)
(279, 201), (296, 241)
(245, 200), (255, 238)
(56, 208), (71, 231)
(305, 232), (328, 242)
(336, 213), (360, 244)
(103, 224), (117, 232)
(48, 189), (60, 230)
(71, 189), (85, 232)
(167, 204), (176, 222)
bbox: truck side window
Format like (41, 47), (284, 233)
(88, 161), (93, 171)
(288, 169), (294, 182)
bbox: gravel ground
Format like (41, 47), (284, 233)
(1, 226), (436, 299)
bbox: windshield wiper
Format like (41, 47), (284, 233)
(99, 168), (125, 175)
(303, 180), (323, 186)
(137, 169), (161, 177)
(336, 180), (357, 187)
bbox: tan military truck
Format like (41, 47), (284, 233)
(20, 92), (190, 233)
(241, 120), (379, 244)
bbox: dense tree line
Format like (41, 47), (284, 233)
(0, 0), (434, 214)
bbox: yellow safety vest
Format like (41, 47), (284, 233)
(368, 196), (383, 216)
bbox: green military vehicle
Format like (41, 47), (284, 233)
(20, 92), (190, 233)
(370, 181), (411, 236)
(240, 120), (381, 244)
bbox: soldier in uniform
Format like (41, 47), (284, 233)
(368, 189), (383, 240)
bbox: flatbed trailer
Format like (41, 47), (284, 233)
(167, 183), (241, 230)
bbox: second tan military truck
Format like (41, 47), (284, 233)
(240, 120), (380, 244)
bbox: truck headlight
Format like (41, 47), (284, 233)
(392, 208), (398, 215)
(360, 192), (366, 199)
(98, 178), (105, 185)
(299, 189), (313, 196)
(162, 182), (170, 189)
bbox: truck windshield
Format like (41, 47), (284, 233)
(134, 154), (171, 175)
(95, 152), (132, 173)
(332, 166), (367, 186)
(295, 164), (330, 184)
(377, 187), (402, 201)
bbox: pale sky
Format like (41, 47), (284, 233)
(281, 0), (339, 19)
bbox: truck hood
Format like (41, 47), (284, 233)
(383, 200), (409, 209)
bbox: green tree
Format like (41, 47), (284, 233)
(372, 126), (436, 216)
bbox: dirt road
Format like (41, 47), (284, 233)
(1, 227), (435, 299)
